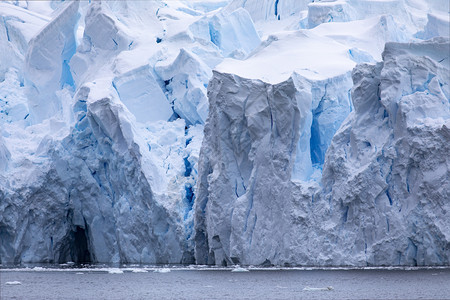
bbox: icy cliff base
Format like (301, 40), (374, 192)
(195, 38), (450, 266)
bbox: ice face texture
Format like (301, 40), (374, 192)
(194, 73), (302, 265)
(319, 38), (450, 266)
(195, 37), (450, 266)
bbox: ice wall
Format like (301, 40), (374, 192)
(319, 37), (450, 266)
(0, 0), (204, 265)
(193, 70), (353, 265)
(195, 38), (450, 266)
(194, 72), (301, 265)
(1, 0), (449, 267)
(0, 83), (191, 264)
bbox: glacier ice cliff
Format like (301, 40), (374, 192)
(0, 0), (214, 264)
(0, 83), (193, 264)
(319, 37), (450, 266)
(0, 0), (449, 266)
(195, 37), (450, 266)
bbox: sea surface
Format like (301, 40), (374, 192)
(1, 266), (449, 299)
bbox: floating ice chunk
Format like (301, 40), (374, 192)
(108, 268), (124, 274)
(5, 281), (22, 285)
(231, 266), (249, 272)
(113, 65), (173, 123)
(154, 268), (171, 273)
(131, 269), (148, 273)
(303, 286), (333, 291)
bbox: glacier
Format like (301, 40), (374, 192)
(0, 0), (449, 267)
(195, 37), (450, 266)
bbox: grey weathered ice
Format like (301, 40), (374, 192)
(195, 37), (450, 266)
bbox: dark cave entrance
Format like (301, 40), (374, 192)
(72, 226), (91, 264)
(59, 225), (92, 264)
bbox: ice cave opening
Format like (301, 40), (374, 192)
(72, 226), (91, 264)
(59, 226), (92, 264)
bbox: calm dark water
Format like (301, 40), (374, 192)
(1, 267), (449, 299)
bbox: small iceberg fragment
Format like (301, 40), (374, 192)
(154, 268), (171, 273)
(6, 281), (22, 285)
(75, 272), (84, 275)
(108, 268), (124, 274)
(131, 269), (148, 273)
(231, 266), (249, 272)
(303, 286), (334, 291)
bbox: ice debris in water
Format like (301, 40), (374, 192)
(131, 269), (148, 273)
(5, 281), (22, 285)
(154, 268), (171, 273)
(303, 286), (334, 291)
(108, 268), (124, 274)
(231, 266), (250, 272)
